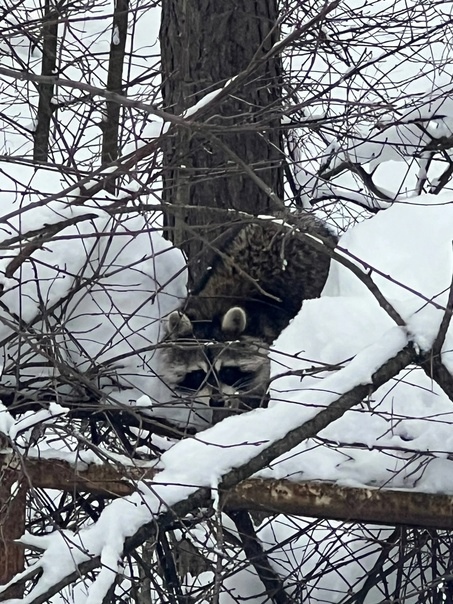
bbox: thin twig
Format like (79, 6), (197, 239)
(431, 244), (453, 358)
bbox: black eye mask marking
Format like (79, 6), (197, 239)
(177, 367), (256, 392)
(217, 367), (254, 387)
(177, 369), (207, 391)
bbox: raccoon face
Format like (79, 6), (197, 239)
(160, 307), (270, 422)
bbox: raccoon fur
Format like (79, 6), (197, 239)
(160, 213), (337, 422)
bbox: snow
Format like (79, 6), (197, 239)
(0, 181), (187, 407)
(1, 164), (453, 604)
(0, 323), (411, 603)
(8, 186), (453, 595)
(9, 403), (68, 446)
(106, 191), (453, 499)
(182, 86), (226, 119)
(112, 25), (120, 46)
(2, 1), (453, 602)
(0, 403), (15, 438)
(324, 193), (453, 350)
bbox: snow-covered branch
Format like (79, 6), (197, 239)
(0, 335), (415, 603)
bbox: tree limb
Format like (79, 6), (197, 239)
(228, 509), (291, 604)
(0, 344), (417, 602)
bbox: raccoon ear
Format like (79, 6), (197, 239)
(221, 307), (247, 337)
(167, 311), (193, 337)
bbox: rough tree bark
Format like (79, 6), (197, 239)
(159, 0), (283, 285)
(33, 0), (58, 163)
(101, 0), (129, 194)
(0, 453), (26, 598)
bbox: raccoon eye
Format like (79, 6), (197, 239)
(177, 370), (207, 391)
(218, 367), (254, 387)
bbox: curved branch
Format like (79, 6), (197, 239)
(0, 343), (415, 603)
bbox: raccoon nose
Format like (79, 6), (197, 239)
(209, 394), (224, 408)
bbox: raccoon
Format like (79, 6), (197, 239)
(160, 307), (270, 423)
(160, 213), (337, 423)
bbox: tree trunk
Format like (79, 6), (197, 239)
(33, 0), (58, 163)
(101, 0), (129, 194)
(0, 459), (26, 598)
(160, 0), (283, 286)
